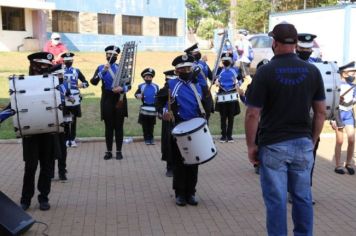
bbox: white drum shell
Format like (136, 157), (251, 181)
(216, 92), (238, 103)
(172, 117), (217, 165)
(140, 106), (157, 116)
(65, 89), (81, 107)
(312, 61), (340, 120)
(9, 75), (64, 137)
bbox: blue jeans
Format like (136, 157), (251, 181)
(259, 137), (314, 236)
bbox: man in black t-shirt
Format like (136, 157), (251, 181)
(245, 22), (326, 236)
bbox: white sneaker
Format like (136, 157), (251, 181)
(66, 141), (70, 147)
(71, 140), (77, 147)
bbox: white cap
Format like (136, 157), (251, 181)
(51, 32), (61, 39)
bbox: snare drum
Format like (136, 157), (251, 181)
(9, 74), (64, 137)
(172, 117), (217, 165)
(140, 106), (157, 116)
(65, 89), (81, 107)
(216, 92), (238, 103)
(312, 61), (340, 119)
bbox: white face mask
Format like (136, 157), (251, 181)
(52, 39), (60, 45)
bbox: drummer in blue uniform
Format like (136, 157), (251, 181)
(215, 52), (243, 143)
(61, 52), (89, 148)
(296, 33), (322, 63)
(184, 43), (214, 122)
(90, 45), (130, 160)
(161, 54), (204, 206)
(135, 68), (159, 145)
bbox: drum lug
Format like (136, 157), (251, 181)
(19, 90), (26, 94)
(9, 89), (14, 95)
(20, 109), (28, 113)
(203, 128), (207, 133)
(18, 75), (25, 80)
(43, 73), (49, 78)
(195, 156), (200, 161)
(211, 148), (215, 153)
(44, 88), (51, 91)
(188, 136), (192, 141)
(326, 88), (332, 92)
(58, 104), (63, 111)
(23, 126), (30, 130)
(48, 123), (55, 127)
(326, 71), (331, 75)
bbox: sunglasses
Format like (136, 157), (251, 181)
(53, 38), (60, 40)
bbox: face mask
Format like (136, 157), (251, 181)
(145, 80), (152, 84)
(222, 61), (231, 67)
(296, 50), (312, 61)
(180, 72), (192, 81)
(345, 76), (355, 83)
(106, 56), (117, 64)
(64, 62), (73, 68)
(193, 52), (201, 61)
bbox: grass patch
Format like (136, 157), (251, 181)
(0, 52), (333, 139)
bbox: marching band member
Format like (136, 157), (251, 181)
(90, 45), (130, 160)
(156, 70), (176, 177)
(61, 52), (89, 147)
(184, 43), (214, 121)
(331, 62), (356, 175)
(20, 52), (57, 211)
(296, 33), (322, 63)
(161, 54), (204, 206)
(135, 68), (159, 145)
(215, 52), (243, 143)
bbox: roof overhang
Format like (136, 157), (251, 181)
(0, 0), (55, 10)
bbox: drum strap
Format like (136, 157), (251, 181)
(189, 83), (206, 117)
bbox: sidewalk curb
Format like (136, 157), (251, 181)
(0, 133), (336, 144)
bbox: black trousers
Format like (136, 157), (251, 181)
(64, 116), (77, 141)
(103, 99), (125, 152)
(141, 115), (155, 141)
(51, 133), (67, 176)
(219, 103), (236, 138)
(171, 136), (198, 197)
(161, 120), (173, 170)
(21, 134), (54, 204)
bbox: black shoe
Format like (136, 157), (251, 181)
(165, 169), (173, 177)
(59, 173), (67, 182)
(39, 202), (50, 211)
(175, 196), (186, 206)
(21, 203), (30, 211)
(144, 140), (150, 145)
(227, 137), (234, 143)
(116, 151), (123, 160)
(186, 195), (198, 206)
(150, 139), (155, 145)
(103, 151), (112, 160)
(219, 136), (227, 143)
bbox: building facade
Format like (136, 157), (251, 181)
(0, 0), (186, 51)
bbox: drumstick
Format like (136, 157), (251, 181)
(340, 84), (356, 98)
(168, 88), (174, 123)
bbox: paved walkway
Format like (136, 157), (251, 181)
(0, 137), (356, 236)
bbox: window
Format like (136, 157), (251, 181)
(122, 15), (142, 35)
(159, 18), (177, 36)
(1, 7), (25, 31)
(52, 10), (78, 33)
(98, 13), (114, 35)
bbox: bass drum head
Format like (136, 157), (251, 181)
(172, 117), (206, 136)
(312, 61), (340, 120)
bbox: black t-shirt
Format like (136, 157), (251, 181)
(246, 53), (325, 146)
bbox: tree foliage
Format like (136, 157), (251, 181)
(196, 17), (224, 40)
(235, 0), (271, 33)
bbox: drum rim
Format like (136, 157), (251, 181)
(172, 117), (207, 137)
(183, 151), (218, 165)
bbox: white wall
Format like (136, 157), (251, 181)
(0, 8), (34, 51)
